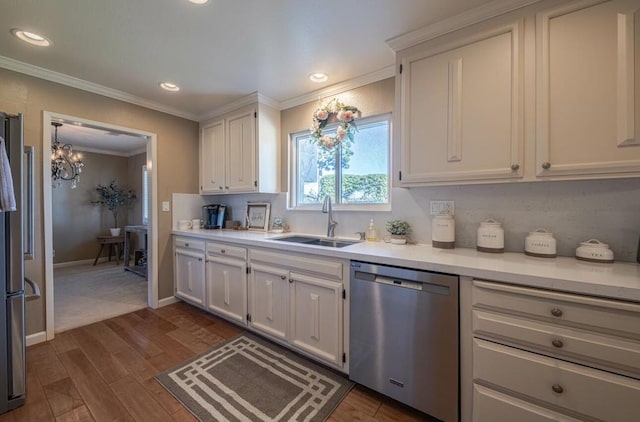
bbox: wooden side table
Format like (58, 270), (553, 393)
(94, 235), (124, 265)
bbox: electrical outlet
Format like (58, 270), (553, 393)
(430, 200), (454, 215)
(162, 201), (170, 212)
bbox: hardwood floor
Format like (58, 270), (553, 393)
(2, 302), (431, 421)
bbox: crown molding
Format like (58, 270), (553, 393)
(278, 65), (396, 111)
(198, 92), (280, 122)
(0, 55), (200, 121)
(386, 0), (541, 51)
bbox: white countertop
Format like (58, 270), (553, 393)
(173, 229), (640, 302)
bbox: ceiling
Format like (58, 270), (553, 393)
(0, 0), (500, 121)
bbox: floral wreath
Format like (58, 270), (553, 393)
(310, 98), (361, 149)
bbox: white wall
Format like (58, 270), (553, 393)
(200, 177), (640, 262)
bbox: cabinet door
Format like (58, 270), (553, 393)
(290, 272), (343, 367)
(205, 256), (247, 324)
(398, 21), (524, 184)
(226, 109), (256, 192)
(248, 263), (289, 341)
(200, 121), (225, 194)
(175, 250), (205, 307)
(536, 0), (640, 178)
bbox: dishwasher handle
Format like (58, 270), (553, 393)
(369, 274), (451, 296)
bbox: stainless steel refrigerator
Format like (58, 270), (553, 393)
(1, 112), (26, 414)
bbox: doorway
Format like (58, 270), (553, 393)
(43, 112), (159, 340)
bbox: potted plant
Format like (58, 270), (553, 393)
(93, 180), (137, 236)
(385, 220), (411, 244)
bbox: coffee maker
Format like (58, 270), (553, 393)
(202, 204), (228, 229)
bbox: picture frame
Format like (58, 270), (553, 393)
(246, 202), (271, 231)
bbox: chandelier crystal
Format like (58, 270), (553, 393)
(51, 122), (84, 189)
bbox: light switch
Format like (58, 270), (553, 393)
(162, 201), (170, 212)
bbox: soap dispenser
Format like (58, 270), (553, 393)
(366, 219), (378, 241)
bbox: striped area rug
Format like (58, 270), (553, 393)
(155, 334), (354, 421)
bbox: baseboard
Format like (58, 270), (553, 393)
(26, 331), (47, 346)
(53, 257), (109, 268)
(158, 296), (180, 307)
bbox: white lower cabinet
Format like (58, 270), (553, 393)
(471, 279), (640, 421)
(204, 242), (248, 323)
(205, 256), (247, 324)
(290, 272), (343, 366)
(248, 263), (289, 341)
(174, 238), (206, 307)
(248, 248), (347, 369)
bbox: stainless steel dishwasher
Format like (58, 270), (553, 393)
(349, 261), (459, 422)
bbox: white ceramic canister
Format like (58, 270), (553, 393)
(524, 228), (556, 258)
(576, 239), (614, 263)
(432, 213), (455, 249)
(476, 219), (504, 253)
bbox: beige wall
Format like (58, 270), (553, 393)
(52, 151), (132, 264)
(0, 67), (199, 335)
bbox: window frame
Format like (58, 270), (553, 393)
(288, 112), (392, 211)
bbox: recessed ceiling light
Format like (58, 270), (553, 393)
(11, 28), (51, 46)
(309, 72), (328, 83)
(160, 82), (180, 92)
(188, 0), (209, 4)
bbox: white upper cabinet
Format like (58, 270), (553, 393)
(395, 20), (524, 185)
(200, 99), (280, 194)
(200, 120), (225, 193)
(536, 0), (640, 179)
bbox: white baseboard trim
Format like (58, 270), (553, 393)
(54, 257), (110, 268)
(158, 296), (180, 308)
(26, 331), (47, 346)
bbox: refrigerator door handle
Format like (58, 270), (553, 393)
(24, 277), (40, 301)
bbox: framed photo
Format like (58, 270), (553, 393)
(246, 202), (271, 231)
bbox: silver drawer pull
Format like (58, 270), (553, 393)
(510, 163), (520, 171)
(221, 249), (226, 254)
(542, 162), (551, 170)
(289, 278), (294, 284)
(185, 243), (190, 247)
(280, 275), (286, 280)
(550, 308), (563, 317)
(552, 384), (564, 394)
(551, 338), (564, 348)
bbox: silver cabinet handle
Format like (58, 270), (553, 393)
(221, 249), (226, 254)
(25, 277), (41, 301)
(542, 162), (551, 170)
(551, 308), (563, 317)
(510, 164), (520, 171)
(280, 275), (287, 280)
(551, 338), (564, 348)
(289, 278), (294, 284)
(185, 243), (190, 247)
(219, 186), (223, 190)
(552, 384), (564, 394)
(225, 186), (229, 189)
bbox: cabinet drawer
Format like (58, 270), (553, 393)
(473, 279), (640, 339)
(206, 242), (247, 260)
(174, 237), (205, 252)
(250, 249), (343, 281)
(473, 384), (582, 422)
(473, 339), (640, 422)
(473, 310), (640, 379)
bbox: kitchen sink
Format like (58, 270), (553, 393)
(272, 235), (360, 248)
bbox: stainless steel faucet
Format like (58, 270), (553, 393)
(322, 195), (338, 238)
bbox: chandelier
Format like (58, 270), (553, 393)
(51, 122), (84, 189)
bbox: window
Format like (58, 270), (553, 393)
(142, 165), (149, 225)
(290, 113), (391, 209)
